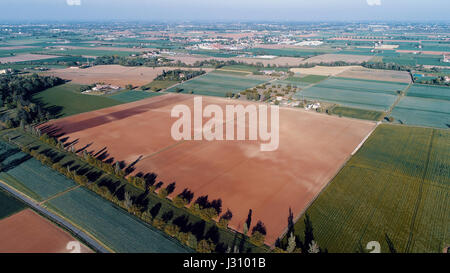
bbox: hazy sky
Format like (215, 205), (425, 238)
(0, 0), (449, 22)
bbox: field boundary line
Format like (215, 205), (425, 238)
(216, 68), (253, 74)
(385, 82), (412, 116)
(405, 129), (434, 252)
(276, 121), (380, 245)
(39, 185), (81, 205)
(351, 121), (380, 155)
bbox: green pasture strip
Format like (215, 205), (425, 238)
(331, 106), (384, 121)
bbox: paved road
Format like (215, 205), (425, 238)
(0, 181), (110, 253)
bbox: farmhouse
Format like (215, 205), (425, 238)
(295, 40), (323, 46)
(443, 54), (450, 63)
(0, 69), (12, 75)
(92, 84), (120, 92)
(305, 102), (320, 110)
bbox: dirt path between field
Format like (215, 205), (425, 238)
(39, 185), (81, 205)
(385, 82), (413, 117)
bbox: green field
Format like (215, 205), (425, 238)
(383, 54), (450, 67)
(406, 84), (450, 101)
(166, 71), (268, 97)
(391, 97), (450, 129)
(219, 64), (261, 73)
(331, 106), (384, 121)
(294, 77), (406, 111)
(289, 75), (328, 84)
(37, 48), (136, 57)
(45, 187), (192, 253)
(286, 125), (449, 253)
(33, 83), (121, 117)
(391, 84), (450, 128)
(0, 140), (77, 202)
(275, 75), (328, 88)
(0, 47), (43, 57)
(142, 80), (178, 91)
(109, 91), (164, 103)
(0, 188), (26, 220)
(247, 47), (334, 57)
(187, 50), (239, 58)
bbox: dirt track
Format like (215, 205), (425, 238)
(42, 93), (376, 244)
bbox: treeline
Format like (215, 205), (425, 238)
(93, 55), (173, 67)
(413, 76), (450, 86)
(155, 69), (205, 81)
(15, 126), (267, 253)
(0, 74), (64, 129)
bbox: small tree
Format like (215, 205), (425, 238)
(250, 221), (266, 246)
(218, 209), (233, 228)
(164, 224), (180, 237)
(124, 191), (133, 209)
(243, 223), (249, 236)
(158, 188), (169, 198)
(187, 233), (198, 249)
(287, 232), (296, 253)
(197, 239), (214, 253)
(173, 195), (188, 208)
(308, 240), (320, 253)
(114, 162), (120, 175)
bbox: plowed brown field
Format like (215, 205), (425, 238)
(0, 209), (92, 253)
(42, 93), (376, 244)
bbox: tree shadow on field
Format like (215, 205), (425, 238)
(1, 154), (32, 172)
(189, 220), (206, 241)
(134, 192), (149, 211)
(173, 215), (190, 233)
(93, 147), (107, 158)
(205, 225), (220, 245)
(62, 160), (74, 168)
(98, 177), (121, 194)
(64, 138), (79, 149)
(178, 188), (194, 204)
(32, 98), (64, 119)
(124, 155), (143, 175)
(76, 142), (93, 153)
(95, 149), (110, 161)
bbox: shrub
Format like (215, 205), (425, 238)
(152, 218), (166, 230)
(177, 232), (189, 245)
(158, 188), (169, 198)
(173, 195), (189, 208)
(249, 231), (265, 246)
(187, 233), (198, 249)
(197, 239), (214, 253)
(164, 224), (180, 237)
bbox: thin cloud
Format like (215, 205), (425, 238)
(66, 0), (81, 6)
(367, 0), (381, 6)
